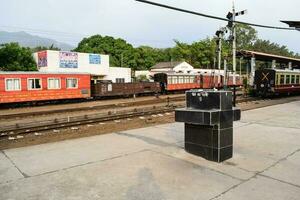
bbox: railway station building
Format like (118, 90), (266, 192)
(33, 50), (132, 83)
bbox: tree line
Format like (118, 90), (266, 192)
(0, 25), (299, 71)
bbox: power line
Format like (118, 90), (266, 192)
(135, 0), (296, 31)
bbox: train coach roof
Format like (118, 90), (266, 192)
(0, 71), (91, 75)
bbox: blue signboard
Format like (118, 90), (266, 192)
(89, 54), (101, 64)
(59, 52), (78, 68)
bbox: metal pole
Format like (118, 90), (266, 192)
(232, 4), (237, 107)
(224, 59), (227, 88)
(232, 5), (236, 85)
(239, 57), (242, 77)
(218, 35), (222, 86)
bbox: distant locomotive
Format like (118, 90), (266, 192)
(254, 69), (300, 96)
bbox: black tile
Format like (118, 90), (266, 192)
(233, 107), (241, 121)
(212, 146), (233, 162)
(184, 142), (213, 160)
(175, 109), (220, 125)
(185, 124), (214, 147)
(219, 110), (233, 129)
(220, 92), (233, 111)
(212, 128), (233, 148)
(186, 90), (232, 111)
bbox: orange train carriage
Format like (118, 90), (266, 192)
(0, 72), (91, 104)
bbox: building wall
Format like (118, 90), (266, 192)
(106, 67), (131, 83)
(135, 70), (151, 79)
(33, 50), (110, 76)
(173, 62), (194, 73)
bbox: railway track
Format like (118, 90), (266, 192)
(0, 95), (185, 120)
(0, 105), (177, 139)
(0, 96), (258, 139)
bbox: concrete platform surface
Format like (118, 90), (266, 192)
(1, 101), (300, 200)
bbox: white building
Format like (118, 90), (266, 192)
(150, 61), (194, 74)
(135, 70), (152, 80)
(106, 67), (131, 83)
(33, 50), (131, 83)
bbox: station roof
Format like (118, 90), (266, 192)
(237, 50), (300, 65)
(281, 21), (300, 28)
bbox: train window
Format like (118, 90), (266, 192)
(189, 76), (193, 83)
(296, 75), (300, 84)
(179, 76), (184, 83)
(172, 76), (178, 84)
(286, 75), (290, 84)
(28, 78), (42, 90)
(280, 75), (284, 84)
(66, 78), (78, 89)
(48, 78), (61, 89)
(291, 75), (295, 84)
(167, 76), (172, 84)
(5, 78), (21, 91)
(184, 76), (189, 83)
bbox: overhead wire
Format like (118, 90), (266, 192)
(135, 0), (296, 31)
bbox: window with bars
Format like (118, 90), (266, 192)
(5, 78), (21, 91)
(116, 78), (125, 83)
(286, 75), (290, 84)
(291, 75), (295, 84)
(48, 78), (61, 89)
(296, 75), (300, 84)
(28, 78), (42, 90)
(66, 78), (78, 89)
(280, 75), (285, 84)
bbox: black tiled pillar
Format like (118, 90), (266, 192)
(175, 90), (241, 163)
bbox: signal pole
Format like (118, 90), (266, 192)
(215, 28), (226, 87)
(232, 4), (236, 85)
(226, 3), (247, 106)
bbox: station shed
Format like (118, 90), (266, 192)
(237, 50), (300, 85)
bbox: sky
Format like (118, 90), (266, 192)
(1, 0), (299, 53)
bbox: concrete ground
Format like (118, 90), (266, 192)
(1, 101), (300, 200)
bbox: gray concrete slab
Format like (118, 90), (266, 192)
(214, 176), (300, 200)
(0, 150), (240, 200)
(1, 100), (300, 200)
(3, 133), (157, 177)
(232, 123), (300, 172)
(0, 151), (24, 184)
(262, 150), (300, 187)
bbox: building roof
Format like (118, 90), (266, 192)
(151, 61), (184, 69)
(281, 21), (300, 28)
(237, 50), (300, 65)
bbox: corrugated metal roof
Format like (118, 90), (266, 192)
(238, 50), (300, 63)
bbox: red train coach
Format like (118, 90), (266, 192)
(0, 72), (91, 104)
(153, 72), (243, 92)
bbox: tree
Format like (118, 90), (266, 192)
(250, 39), (295, 57)
(0, 43), (37, 71)
(235, 24), (258, 50)
(74, 35), (138, 69)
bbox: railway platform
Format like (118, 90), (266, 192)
(1, 100), (300, 199)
